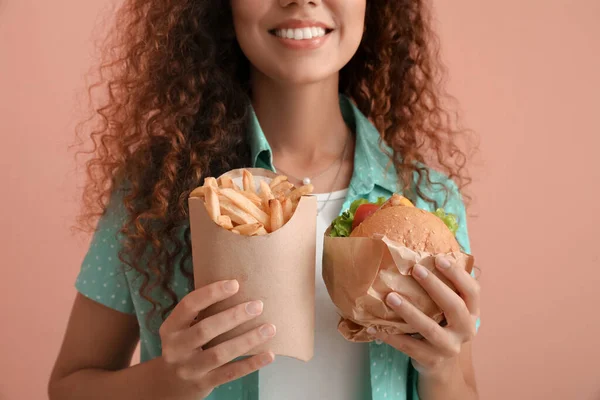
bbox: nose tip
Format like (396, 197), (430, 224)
(279, 0), (320, 7)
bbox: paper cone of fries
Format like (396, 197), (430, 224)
(188, 168), (317, 361)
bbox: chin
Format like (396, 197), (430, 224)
(254, 57), (345, 86)
(275, 70), (337, 85)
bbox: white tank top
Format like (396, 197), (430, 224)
(259, 188), (370, 400)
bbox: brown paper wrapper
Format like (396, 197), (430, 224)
(188, 168), (317, 361)
(322, 231), (474, 342)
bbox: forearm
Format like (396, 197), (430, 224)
(417, 358), (478, 400)
(49, 356), (199, 400)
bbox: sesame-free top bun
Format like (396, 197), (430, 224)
(349, 205), (460, 253)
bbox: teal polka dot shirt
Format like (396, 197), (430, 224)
(76, 94), (479, 399)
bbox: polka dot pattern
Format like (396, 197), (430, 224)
(75, 200), (134, 315)
(73, 94), (475, 400)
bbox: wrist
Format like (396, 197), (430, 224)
(416, 357), (477, 400)
(153, 356), (204, 400)
(416, 357), (460, 384)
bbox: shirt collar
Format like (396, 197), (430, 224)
(247, 104), (274, 171)
(247, 94), (399, 194)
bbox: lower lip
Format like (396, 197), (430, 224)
(271, 32), (332, 50)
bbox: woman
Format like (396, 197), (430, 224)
(49, 0), (481, 399)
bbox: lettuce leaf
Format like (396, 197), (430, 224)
(328, 209), (353, 238)
(432, 208), (459, 236)
(329, 197), (386, 237)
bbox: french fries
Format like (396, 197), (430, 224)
(218, 176), (238, 190)
(217, 215), (233, 229)
(259, 180), (274, 204)
(189, 186), (207, 199)
(243, 169), (255, 193)
(241, 191), (262, 207)
(281, 197), (293, 222)
(220, 199), (258, 225)
(232, 223), (265, 236)
(269, 199), (284, 231)
(190, 169), (313, 236)
(205, 186), (220, 222)
(289, 184), (314, 202)
(269, 175), (288, 189)
(271, 180), (294, 196)
(204, 177), (218, 189)
(220, 188), (270, 228)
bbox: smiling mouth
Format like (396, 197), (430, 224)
(268, 27), (334, 40)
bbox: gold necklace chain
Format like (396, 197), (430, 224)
(273, 133), (350, 215)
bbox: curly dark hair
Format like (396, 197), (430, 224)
(74, 0), (473, 328)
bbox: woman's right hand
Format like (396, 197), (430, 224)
(159, 279), (276, 399)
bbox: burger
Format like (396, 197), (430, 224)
(329, 194), (459, 250)
(323, 194), (472, 341)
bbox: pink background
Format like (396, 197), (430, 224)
(1, 1), (599, 399)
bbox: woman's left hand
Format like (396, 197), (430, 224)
(369, 255), (480, 377)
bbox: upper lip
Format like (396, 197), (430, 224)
(271, 19), (333, 31)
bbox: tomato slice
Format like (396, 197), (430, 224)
(352, 204), (380, 231)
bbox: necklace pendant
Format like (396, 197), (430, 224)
(302, 177), (311, 186)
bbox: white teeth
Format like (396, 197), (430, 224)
(274, 27), (328, 40)
(302, 27), (312, 39)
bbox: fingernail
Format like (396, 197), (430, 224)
(413, 264), (429, 279)
(436, 256), (452, 269)
(246, 300), (263, 315)
(367, 327), (377, 335)
(224, 280), (239, 292)
(260, 324), (276, 337)
(260, 353), (274, 365)
(387, 293), (402, 307)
